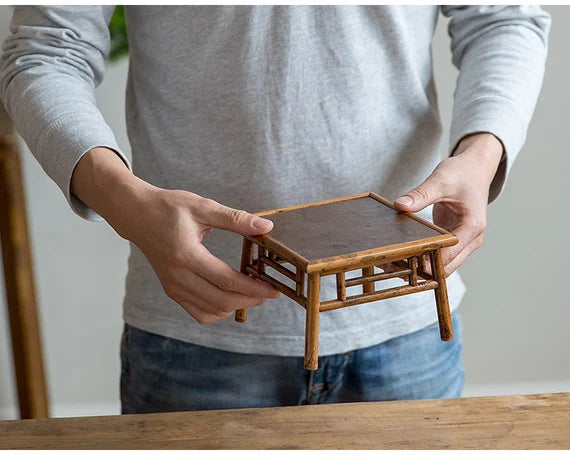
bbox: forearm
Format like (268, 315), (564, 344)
(71, 147), (156, 239)
(441, 5), (550, 202)
(70, 147), (280, 324)
(0, 6), (127, 219)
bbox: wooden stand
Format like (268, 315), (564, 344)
(0, 106), (49, 419)
(235, 193), (458, 370)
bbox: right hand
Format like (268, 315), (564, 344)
(122, 189), (281, 324)
(71, 147), (280, 324)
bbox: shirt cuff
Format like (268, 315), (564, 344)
(449, 97), (526, 203)
(35, 111), (132, 221)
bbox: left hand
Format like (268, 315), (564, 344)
(393, 133), (504, 277)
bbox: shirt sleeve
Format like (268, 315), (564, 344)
(440, 5), (551, 202)
(0, 6), (132, 220)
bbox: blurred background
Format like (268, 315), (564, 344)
(0, 6), (569, 418)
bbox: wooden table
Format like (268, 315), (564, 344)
(1, 393), (569, 449)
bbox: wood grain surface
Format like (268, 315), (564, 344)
(1, 393), (569, 449)
(261, 195), (444, 262)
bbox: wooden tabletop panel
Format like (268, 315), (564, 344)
(260, 194), (447, 262)
(1, 393), (569, 449)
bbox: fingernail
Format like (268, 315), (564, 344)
(395, 195), (413, 207)
(252, 217), (273, 230)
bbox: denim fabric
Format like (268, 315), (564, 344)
(121, 312), (463, 414)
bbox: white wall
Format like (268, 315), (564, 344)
(1, 6), (569, 419)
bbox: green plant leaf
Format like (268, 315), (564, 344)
(108, 5), (129, 62)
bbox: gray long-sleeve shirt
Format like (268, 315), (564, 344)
(0, 6), (550, 356)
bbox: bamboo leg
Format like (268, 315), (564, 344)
(295, 268), (305, 297)
(304, 272), (321, 370)
(362, 266), (375, 294)
(431, 249), (453, 341)
(336, 272), (346, 301)
(0, 132), (49, 419)
(409, 256), (418, 286)
(418, 254), (425, 275)
(257, 246), (266, 274)
(235, 238), (253, 323)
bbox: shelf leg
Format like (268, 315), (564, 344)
(304, 272), (321, 370)
(235, 238), (253, 323)
(431, 249), (453, 341)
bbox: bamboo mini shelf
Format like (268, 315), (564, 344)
(235, 192), (458, 370)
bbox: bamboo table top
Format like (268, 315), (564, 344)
(1, 393), (569, 449)
(251, 193), (457, 272)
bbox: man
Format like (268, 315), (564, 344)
(0, 6), (550, 413)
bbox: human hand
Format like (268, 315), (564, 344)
(71, 148), (280, 324)
(126, 190), (282, 323)
(393, 133), (504, 277)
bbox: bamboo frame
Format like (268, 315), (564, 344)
(235, 193), (458, 370)
(320, 280), (439, 312)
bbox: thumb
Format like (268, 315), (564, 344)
(394, 173), (445, 213)
(198, 198), (274, 236)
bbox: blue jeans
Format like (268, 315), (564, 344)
(120, 312), (463, 414)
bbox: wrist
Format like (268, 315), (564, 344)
(452, 133), (504, 184)
(71, 147), (160, 238)
(106, 170), (162, 241)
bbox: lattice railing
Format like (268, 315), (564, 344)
(243, 245), (441, 313)
(243, 246), (307, 309)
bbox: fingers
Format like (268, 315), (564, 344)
(176, 301), (229, 325)
(191, 243), (281, 299)
(435, 210), (486, 277)
(379, 262), (409, 282)
(163, 195), (279, 325)
(443, 234), (484, 276)
(194, 197), (273, 236)
(394, 169), (449, 213)
(163, 252), (279, 324)
(379, 232), (483, 280)
(139, 192), (281, 326)
(176, 272), (267, 322)
(188, 272), (267, 312)
(393, 154), (490, 276)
